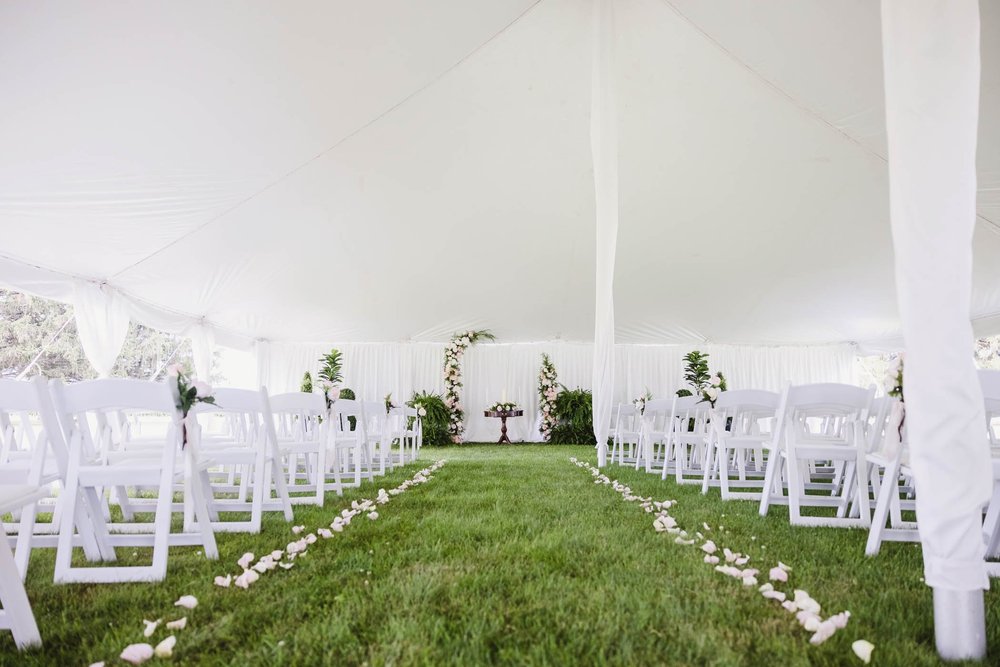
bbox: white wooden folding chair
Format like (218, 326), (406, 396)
(976, 370), (1000, 565)
(701, 390), (779, 499)
(609, 404), (641, 466)
(385, 406), (421, 465)
(0, 377), (108, 580)
(50, 378), (218, 583)
(0, 485), (46, 649)
(863, 396), (920, 554)
(191, 387), (294, 533)
(634, 399), (670, 473)
(329, 399), (373, 488)
(758, 383), (874, 528)
(668, 396), (713, 485)
(269, 391), (328, 507)
(363, 401), (391, 475)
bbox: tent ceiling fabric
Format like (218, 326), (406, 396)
(0, 0), (997, 346)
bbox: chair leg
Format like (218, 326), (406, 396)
(759, 450), (780, 517)
(13, 500), (39, 581)
(0, 520), (41, 649)
(189, 470), (219, 560)
(866, 461), (897, 556)
(701, 439), (716, 495)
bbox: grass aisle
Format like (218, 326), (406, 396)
(4, 445), (999, 665)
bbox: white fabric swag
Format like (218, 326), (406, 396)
(71, 281), (130, 378)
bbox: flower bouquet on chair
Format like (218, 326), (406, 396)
(167, 364), (216, 447)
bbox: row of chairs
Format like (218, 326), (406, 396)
(0, 376), (423, 649)
(608, 371), (1000, 559)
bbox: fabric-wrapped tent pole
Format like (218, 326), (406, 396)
(590, 0), (618, 467)
(881, 0), (992, 659)
(71, 281), (130, 378)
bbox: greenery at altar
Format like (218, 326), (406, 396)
(549, 387), (596, 445)
(408, 391), (450, 446)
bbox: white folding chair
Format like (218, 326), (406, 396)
(669, 396), (713, 485)
(976, 370), (1000, 564)
(269, 391), (329, 506)
(329, 399), (373, 488)
(863, 396), (919, 555)
(385, 406), (421, 465)
(0, 485), (46, 649)
(191, 387), (294, 533)
(609, 404), (641, 466)
(363, 401), (391, 475)
(701, 390), (779, 499)
(50, 378), (218, 583)
(0, 376), (107, 579)
(758, 383), (874, 528)
(634, 399), (670, 473)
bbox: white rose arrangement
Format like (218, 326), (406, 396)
(443, 329), (495, 442)
(538, 354), (559, 441)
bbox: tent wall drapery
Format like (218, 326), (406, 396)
(257, 340), (856, 442)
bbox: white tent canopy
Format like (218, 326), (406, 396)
(1, 0), (998, 351)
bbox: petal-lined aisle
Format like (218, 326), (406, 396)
(6, 446), (1000, 666)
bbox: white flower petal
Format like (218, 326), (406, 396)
(701, 540), (717, 555)
(852, 639), (874, 664)
(368, 512), (379, 520)
(166, 617), (187, 631)
(237, 552), (254, 569)
(142, 619), (160, 638)
(214, 574), (232, 588)
(120, 643), (154, 665)
(279, 562), (294, 570)
(769, 567), (789, 583)
(173, 595), (198, 609)
(292, 525), (304, 534)
(154, 635), (176, 658)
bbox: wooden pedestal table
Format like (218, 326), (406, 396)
(484, 409), (524, 444)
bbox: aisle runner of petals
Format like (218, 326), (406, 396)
(93, 460), (447, 666)
(569, 458), (875, 664)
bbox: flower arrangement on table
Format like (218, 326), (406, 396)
(538, 354), (559, 441)
(443, 329), (495, 443)
(167, 364), (216, 447)
(488, 401), (519, 414)
(633, 389), (653, 414)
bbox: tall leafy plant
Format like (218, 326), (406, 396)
(408, 391), (451, 446)
(682, 351), (711, 394)
(318, 349), (344, 386)
(549, 386), (596, 445)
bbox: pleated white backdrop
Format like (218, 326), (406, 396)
(257, 341), (857, 443)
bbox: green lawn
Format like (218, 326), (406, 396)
(3, 445), (999, 666)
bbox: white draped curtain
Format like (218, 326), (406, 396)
(258, 340), (855, 442)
